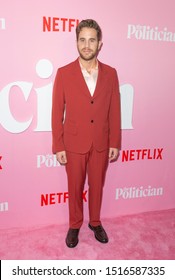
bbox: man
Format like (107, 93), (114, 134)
(52, 19), (121, 248)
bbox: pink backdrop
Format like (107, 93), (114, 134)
(0, 0), (175, 229)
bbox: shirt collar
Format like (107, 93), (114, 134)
(79, 58), (98, 72)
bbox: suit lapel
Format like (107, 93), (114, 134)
(72, 59), (91, 98)
(93, 61), (107, 99)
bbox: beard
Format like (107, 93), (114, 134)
(78, 47), (99, 61)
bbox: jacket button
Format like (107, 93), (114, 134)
(91, 100), (94, 104)
(91, 120), (94, 123)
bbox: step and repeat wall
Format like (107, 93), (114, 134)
(0, 0), (175, 229)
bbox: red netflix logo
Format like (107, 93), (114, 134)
(41, 190), (87, 206)
(122, 148), (163, 162)
(0, 155), (2, 170)
(43, 17), (79, 32)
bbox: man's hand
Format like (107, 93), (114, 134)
(56, 151), (67, 165)
(109, 148), (119, 162)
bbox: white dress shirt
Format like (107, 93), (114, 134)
(79, 60), (98, 96)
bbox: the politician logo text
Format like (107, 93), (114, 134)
(116, 185), (163, 200)
(0, 202), (8, 211)
(127, 24), (175, 42)
(0, 18), (6, 30)
(37, 154), (60, 168)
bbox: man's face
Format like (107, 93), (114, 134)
(77, 27), (102, 61)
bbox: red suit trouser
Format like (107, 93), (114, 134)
(65, 146), (109, 229)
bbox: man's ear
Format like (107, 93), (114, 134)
(98, 41), (103, 51)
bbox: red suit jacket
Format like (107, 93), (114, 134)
(52, 58), (121, 154)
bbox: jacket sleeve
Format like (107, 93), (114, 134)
(109, 69), (121, 150)
(52, 69), (66, 154)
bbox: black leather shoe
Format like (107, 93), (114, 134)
(88, 224), (109, 243)
(66, 228), (79, 248)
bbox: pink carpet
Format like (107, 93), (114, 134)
(0, 209), (175, 260)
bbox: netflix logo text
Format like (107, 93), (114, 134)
(41, 190), (88, 206)
(43, 17), (79, 32)
(121, 148), (163, 162)
(0, 155), (2, 170)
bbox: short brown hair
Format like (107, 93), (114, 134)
(76, 19), (102, 41)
